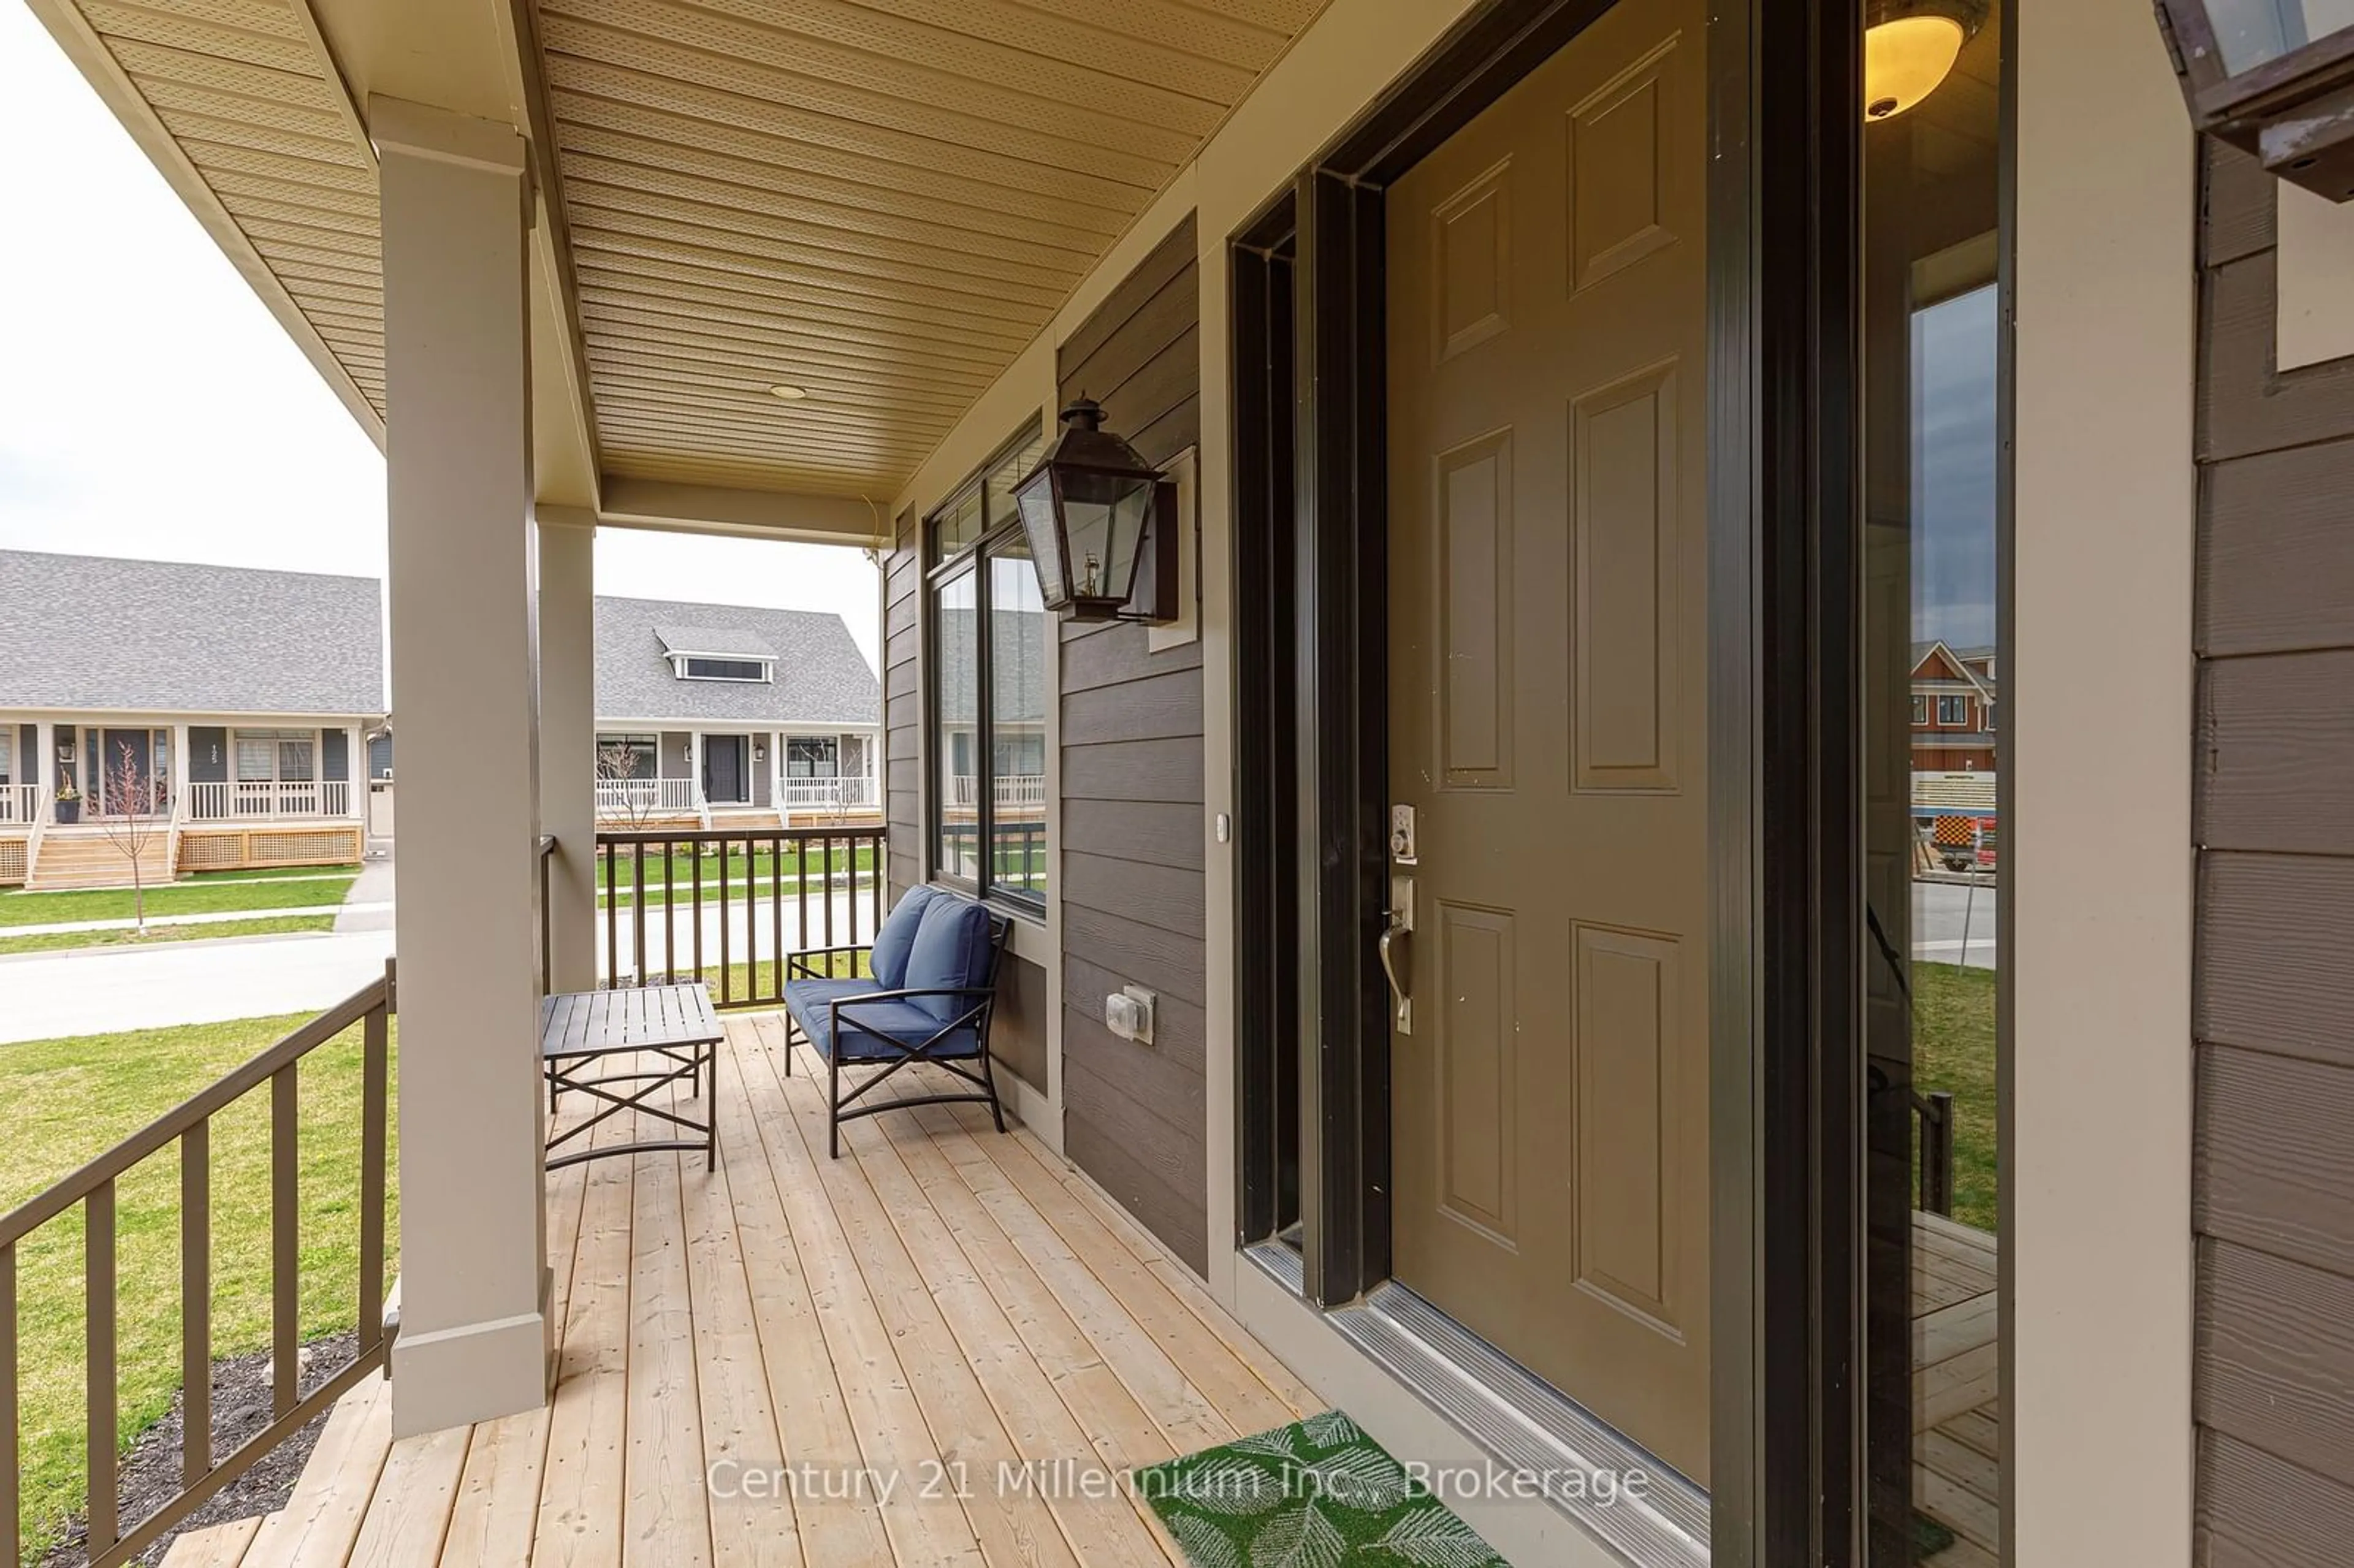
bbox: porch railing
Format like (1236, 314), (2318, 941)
(596, 826), (886, 1008)
(1915, 1089), (1956, 1216)
(779, 775), (880, 811)
(184, 778), (353, 820)
(948, 774), (1046, 809)
(0, 782), (42, 825)
(0, 965), (396, 1568)
(593, 776), (701, 819)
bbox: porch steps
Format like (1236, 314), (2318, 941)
(24, 827), (175, 891)
(159, 1513), (268, 1567)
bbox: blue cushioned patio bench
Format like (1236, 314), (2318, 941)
(782, 884), (1014, 1158)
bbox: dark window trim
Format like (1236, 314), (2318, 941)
(1225, 0), (1868, 1558)
(923, 417), (1047, 916)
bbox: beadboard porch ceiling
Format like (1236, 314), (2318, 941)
(26, 0), (1328, 506)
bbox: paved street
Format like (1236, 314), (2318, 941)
(1913, 877), (1999, 970)
(0, 927), (398, 1044)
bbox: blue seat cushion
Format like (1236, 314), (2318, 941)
(791, 991), (981, 1064)
(903, 896), (996, 1021)
(783, 976), (875, 1042)
(867, 885), (942, 989)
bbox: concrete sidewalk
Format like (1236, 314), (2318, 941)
(335, 856), (396, 933)
(2, 902), (391, 938)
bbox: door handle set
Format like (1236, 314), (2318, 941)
(1380, 861), (1414, 1033)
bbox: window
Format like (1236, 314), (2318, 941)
(678, 657), (770, 682)
(1937, 694), (1969, 725)
(928, 421), (1050, 907)
(1911, 694), (1929, 725)
(596, 733), (658, 780)
(235, 729), (316, 782)
(0, 728), (11, 785)
(1983, 700), (1996, 732)
(785, 736), (838, 778)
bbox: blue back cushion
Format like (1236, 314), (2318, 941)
(903, 896), (997, 1020)
(869, 885), (940, 989)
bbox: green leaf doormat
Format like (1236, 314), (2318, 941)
(1131, 1410), (1512, 1567)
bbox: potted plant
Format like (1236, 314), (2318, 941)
(53, 781), (80, 824)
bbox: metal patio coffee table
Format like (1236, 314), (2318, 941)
(541, 982), (721, 1171)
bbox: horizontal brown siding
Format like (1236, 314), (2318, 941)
(886, 504), (921, 900)
(2194, 143), (2354, 1561)
(1057, 213), (1208, 1274)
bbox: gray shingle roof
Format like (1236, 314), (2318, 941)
(653, 625), (775, 659)
(0, 549), (384, 716)
(596, 595), (877, 726)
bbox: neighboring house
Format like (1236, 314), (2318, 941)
(0, 550), (381, 889)
(590, 595), (880, 828)
(1910, 640), (1998, 772)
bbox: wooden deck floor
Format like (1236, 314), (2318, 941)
(164, 1012), (1316, 1568)
(1913, 1211), (2000, 1567)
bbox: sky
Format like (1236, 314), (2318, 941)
(1911, 286), (1999, 651)
(0, 4), (882, 675)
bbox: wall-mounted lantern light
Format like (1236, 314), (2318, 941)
(2155, 0), (2354, 200)
(682, 739), (695, 763)
(1013, 398), (1178, 623)
(1862, 0), (1986, 121)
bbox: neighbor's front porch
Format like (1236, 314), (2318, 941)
(178, 1013), (1309, 1568)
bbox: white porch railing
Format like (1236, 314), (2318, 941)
(0, 782), (42, 825)
(595, 776), (701, 818)
(185, 778), (354, 820)
(949, 774), (1047, 809)
(780, 775), (879, 810)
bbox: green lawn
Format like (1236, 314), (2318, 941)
(2, 1013), (398, 1563)
(0, 872), (358, 929)
(1912, 961), (1997, 1233)
(0, 915), (337, 957)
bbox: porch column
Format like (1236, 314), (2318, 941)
(536, 507), (598, 989)
(373, 95), (550, 1437)
(32, 721), (51, 820)
(170, 724), (189, 818)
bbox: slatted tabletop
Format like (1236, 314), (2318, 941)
(540, 983), (722, 1060)
(540, 983), (722, 1171)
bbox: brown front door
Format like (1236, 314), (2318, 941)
(1385, 0), (1711, 1482)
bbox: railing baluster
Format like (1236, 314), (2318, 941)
(87, 1179), (118, 1558)
(870, 828), (884, 945)
(662, 841), (676, 986)
(691, 840), (705, 988)
(822, 832), (837, 952)
(769, 832), (785, 1000)
(2, 1239), (19, 1568)
(633, 844), (647, 989)
(717, 835), (731, 1004)
(272, 1064), (298, 1422)
(795, 835), (811, 971)
(360, 995), (389, 1354)
(181, 1121), (211, 1490)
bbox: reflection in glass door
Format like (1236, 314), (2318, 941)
(1862, 0), (2005, 1559)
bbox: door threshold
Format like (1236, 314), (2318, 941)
(1244, 1243), (1710, 1568)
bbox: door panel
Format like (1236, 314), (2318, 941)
(1386, 0), (1710, 1482)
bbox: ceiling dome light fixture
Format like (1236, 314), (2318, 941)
(768, 384), (809, 401)
(1863, 0), (1985, 121)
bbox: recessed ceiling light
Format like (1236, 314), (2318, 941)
(768, 384), (809, 401)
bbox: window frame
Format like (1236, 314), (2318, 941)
(924, 417), (1048, 915)
(1937, 693), (1970, 725)
(672, 655), (773, 683)
(1910, 693), (1929, 725)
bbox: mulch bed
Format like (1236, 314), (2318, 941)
(40, 1331), (360, 1568)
